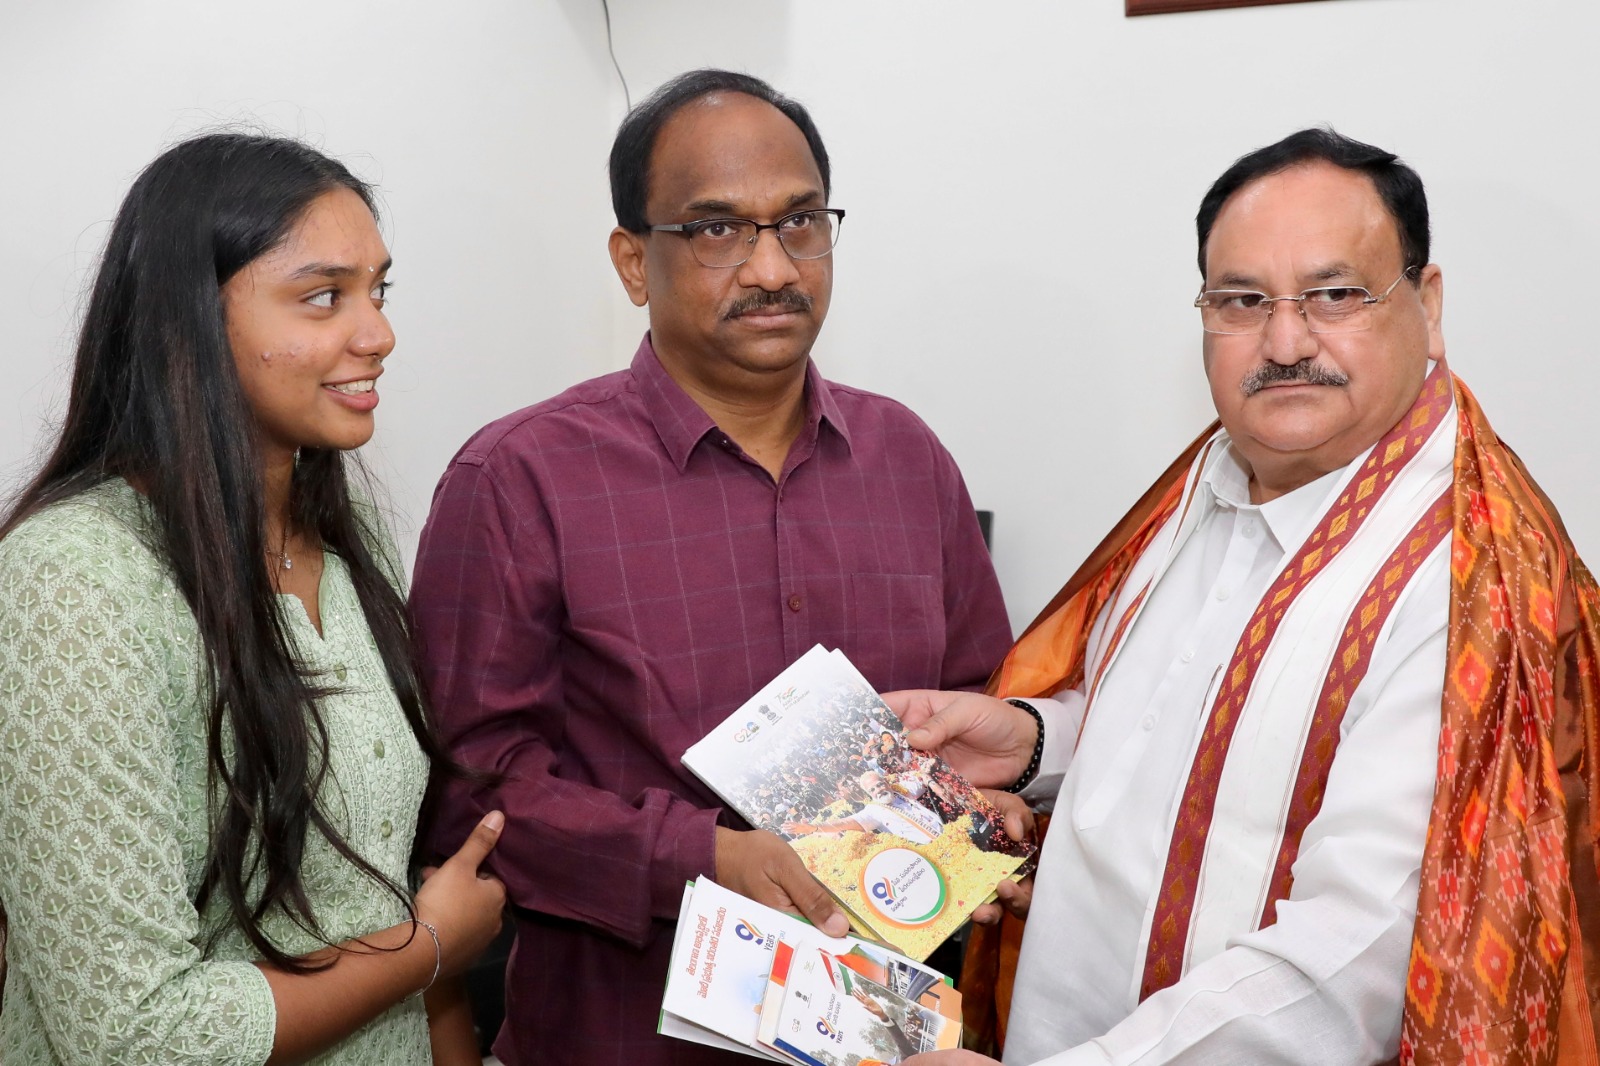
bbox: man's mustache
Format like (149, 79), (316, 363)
(724, 289), (813, 320)
(1241, 360), (1350, 396)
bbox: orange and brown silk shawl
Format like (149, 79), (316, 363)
(961, 375), (1600, 1065)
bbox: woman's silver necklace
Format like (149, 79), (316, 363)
(267, 523), (292, 571)
(268, 454), (299, 573)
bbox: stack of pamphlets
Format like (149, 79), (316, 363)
(660, 876), (962, 1063)
(682, 645), (1036, 962)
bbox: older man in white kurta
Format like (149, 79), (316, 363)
(1003, 384), (1450, 1063)
(893, 128), (1600, 1066)
(889, 127), (1488, 1066)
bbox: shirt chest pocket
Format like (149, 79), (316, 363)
(844, 572), (942, 689)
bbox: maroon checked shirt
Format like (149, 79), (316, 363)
(412, 334), (1011, 1065)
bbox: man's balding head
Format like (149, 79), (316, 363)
(609, 68), (831, 234)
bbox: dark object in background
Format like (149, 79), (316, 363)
(466, 919), (513, 1055)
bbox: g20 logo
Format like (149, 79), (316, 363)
(733, 721), (761, 743)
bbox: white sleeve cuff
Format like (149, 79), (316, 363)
(1006, 693), (1084, 808)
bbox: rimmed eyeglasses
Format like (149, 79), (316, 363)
(1195, 270), (1414, 335)
(650, 209), (846, 269)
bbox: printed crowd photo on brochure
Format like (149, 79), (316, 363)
(684, 646), (1035, 962)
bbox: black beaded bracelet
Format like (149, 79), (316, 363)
(1001, 698), (1045, 794)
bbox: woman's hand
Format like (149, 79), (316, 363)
(259, 810), (506, 1063)
(425, 977), (484, 1066)
(415, 810), (508, 978)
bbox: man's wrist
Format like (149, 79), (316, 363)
(1002, 698), (1046, 794)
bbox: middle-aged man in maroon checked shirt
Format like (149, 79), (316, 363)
(411, 69), (1013, 1066)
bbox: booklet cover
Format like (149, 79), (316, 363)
(682, 645), (1035, 961)
(660, 877), (957, 1061)
(660, 883), (787, 1061)
(764, 941), (961, 1066)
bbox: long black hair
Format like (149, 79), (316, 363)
(0, 132), (445, 972)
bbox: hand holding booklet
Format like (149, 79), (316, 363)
(660, 876), (962, 1063)
(682, 645), (1036, 962)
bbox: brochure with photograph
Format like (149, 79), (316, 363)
(752, 919), (963, 1055)
(682, 645), (1035, 961)
(659, 877), (957, 1061)
(755, 936), (962, 1056)
(762, 941), (961, 1066)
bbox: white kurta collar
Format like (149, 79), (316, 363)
(1199, 440), (1358, 556)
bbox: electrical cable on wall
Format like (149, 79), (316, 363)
(600, 0), (632, 111)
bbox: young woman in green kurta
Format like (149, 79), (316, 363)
(0, 134), (506, 1065)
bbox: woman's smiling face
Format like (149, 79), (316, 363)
(222, 186), (395, 465)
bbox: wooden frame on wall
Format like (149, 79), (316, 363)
(1127, 0), (1333, 16)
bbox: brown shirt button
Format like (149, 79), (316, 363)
(787, 594), (803, 612)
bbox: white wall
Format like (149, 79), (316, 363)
(609, 0), (1600, 627)
(5, 0), (1598, 633)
